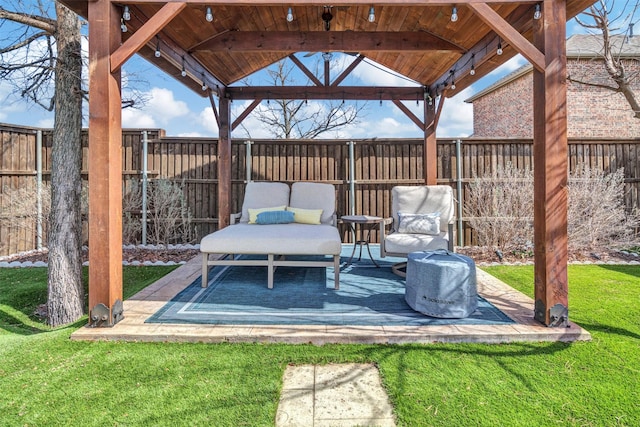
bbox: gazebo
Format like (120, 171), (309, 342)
(60, 0), (595, 328)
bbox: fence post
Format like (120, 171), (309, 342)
(141, 131), (148, 245)
(348, 140), (355, 215)
(245, 140), (253, 182)
(455, 139), (464, 247)
(36, 130), (43, 250)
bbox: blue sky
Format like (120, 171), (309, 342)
(0, 4), (614, 138)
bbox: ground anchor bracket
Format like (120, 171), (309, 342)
(89, 299), (124, 327)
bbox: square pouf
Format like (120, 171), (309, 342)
(405, 250), (478, 318)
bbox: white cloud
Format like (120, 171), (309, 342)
(122, 108), (156, 128)
(145, 87), (189, 123)
(197, 106), (219, 135)
(37, 118), (55, 128)
(352, 60), (420, 87)
(437, 88), (474, 137)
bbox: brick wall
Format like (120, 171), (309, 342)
(472, 59), (640, 138)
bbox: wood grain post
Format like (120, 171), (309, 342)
(217, 95), (232, 229)
(87, 0), (124, 327)
(532, 0), (569, 327)
(424, 99), (437, 185)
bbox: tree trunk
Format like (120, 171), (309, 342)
(46, 3), (84, 327)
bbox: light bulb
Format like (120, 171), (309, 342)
(154, 47), (161, 57)
(451, 82), (456, 90)
(470, 66), (476, 76)
(368, 7), (375, 23)
(120, 19), (128, 33)
(497, 42), (503, 55)
(123, 6), (131, 21)
(451, 7), (458, 22)
(534, 4), (542, 20)
(202, 82), (207, 91)
(181, 68), (187, 77)
(205, 7), (213, 22)
(287, 7), (293, 22)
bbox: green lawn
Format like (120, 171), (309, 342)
(1, 264), (638, 426)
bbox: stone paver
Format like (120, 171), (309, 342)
(276, 364), (396, 427)
(70, 255), (591, 344)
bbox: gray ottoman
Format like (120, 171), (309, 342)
(405, 250), (478, 318)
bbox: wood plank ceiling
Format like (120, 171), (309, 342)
(64, 1), (596, 99)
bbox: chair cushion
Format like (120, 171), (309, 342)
(384, 231), (450, 255)
(200, 223), (342, 255)
(392, 185), (454, 232)
(255, 210), (294, 224)
(240, 182), (290, 223)
(287, 207), (322, 224)
(398, 212), (441, 235)
(289, 182), (336, 225)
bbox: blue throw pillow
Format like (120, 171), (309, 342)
(255, 210), (295, 224)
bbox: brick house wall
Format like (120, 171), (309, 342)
(470, 59), (640, 138)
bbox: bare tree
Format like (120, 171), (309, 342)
(572, 0), (640, 117)
(1, 0), (84, 326)
(241, 58), (366, 139)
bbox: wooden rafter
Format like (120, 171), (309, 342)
(289, 54), (324, 86)
(468, 2), (545, 72)
(193, 31), (465, 53)
(226, 86), (424, 100)
(332, 54), (365, 87)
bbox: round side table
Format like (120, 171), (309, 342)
(341, 215), (385, 267)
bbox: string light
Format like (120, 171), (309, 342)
(451, 6), (458, 22)
(287, 7), (294, 22)
(122, 6), (131, 21)
(120, 18), (128, 33)
(449, 70), (456, 90)
(181, 56), (187, 77)
(205, 6), (213, 22)
(201, 73), (207, 91)
(154, 37), (161, 58)
(497, 39), (503, 55)
(534, 4), (542, 20)
(368, 7), (375, 23)
(470, 54), (476, 75)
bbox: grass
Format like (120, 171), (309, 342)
(1, 264), (639, 426)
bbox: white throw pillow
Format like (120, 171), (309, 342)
(397, 212), (441, 235)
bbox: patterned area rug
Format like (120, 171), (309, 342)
(146, 252), (515, 326)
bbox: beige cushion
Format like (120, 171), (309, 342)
(200, 223), (342, 255)
(239, 182), (290, 223)
(289, 182), (336, 225)
(392, 185), (453, 232)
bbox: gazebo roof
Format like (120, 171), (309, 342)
(61, 1), (595, 99)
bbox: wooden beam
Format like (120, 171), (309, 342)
(226, 86), (424, 100)
(217, 96), (232, 230)
(289, 54), (323, 87)
(467, 2), (545, 72)
(532, 0), (569, 327)
(431, 3), (532, 95)
(332, 54), (365, 87)
(193, 31), (464, 53)
(122, 1), (538, 5)
(392, 100), (423, 129)
(423, 100), (437, 185)
(87, 0), (123, 327)
(232, 99), (262, 131)
(121, 5), (226, 94)
(110, 3), (186, 71)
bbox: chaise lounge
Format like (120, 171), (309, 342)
(200, 181), (342, 289)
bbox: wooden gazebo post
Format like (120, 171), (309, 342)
(87, 0), (124, 327)
(532, 0), (569, 327)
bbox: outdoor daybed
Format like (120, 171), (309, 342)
(200, 182), (342, 289)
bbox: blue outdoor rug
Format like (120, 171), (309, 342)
(146, 249), (515, 326)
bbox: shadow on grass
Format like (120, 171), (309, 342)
(598, 264), (640, 278)
(576, 322), (640, 340)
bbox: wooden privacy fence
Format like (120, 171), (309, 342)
(1, 123), (639, 256)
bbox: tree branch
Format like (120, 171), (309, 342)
(0, 7), (56, 34)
